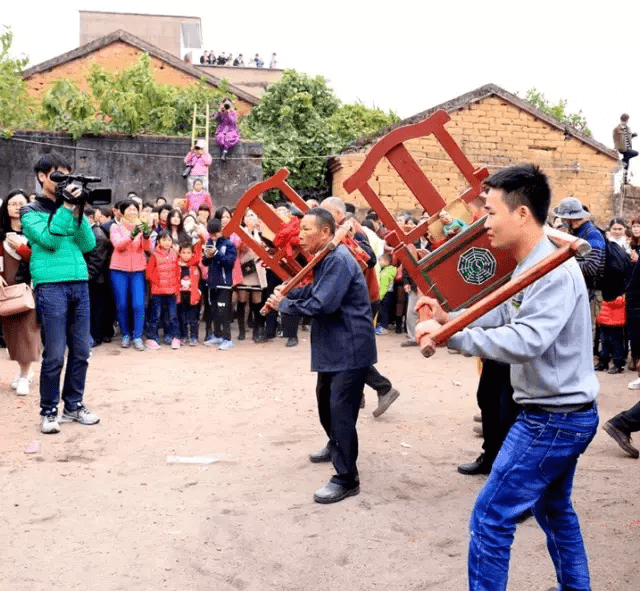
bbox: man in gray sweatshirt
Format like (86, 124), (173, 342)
(416, 164), (599, 591)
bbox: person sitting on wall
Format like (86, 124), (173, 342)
(215, 98), (241, 162)
(269, 53), (277, 68)
(200, 51), (210, 65)
(252, 53), (264, 68)
(233, 54), (245, 67)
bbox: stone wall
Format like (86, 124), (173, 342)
(333, 96), (618, 225)
(0, 131), (263, 207)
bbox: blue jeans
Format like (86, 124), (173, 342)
(35, 282), (91, 416)
(111, 270), (146, 339)
(177, 298), (199, 340)
(147, 295), (179, 342)
(468, 405), (599, 591)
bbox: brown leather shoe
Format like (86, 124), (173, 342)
(603, 422), (640, 458)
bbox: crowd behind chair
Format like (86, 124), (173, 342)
(7, 179), (640, 401)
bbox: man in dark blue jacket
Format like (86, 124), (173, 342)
(267, 208), (377, 503)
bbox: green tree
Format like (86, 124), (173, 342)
(40, 79), (100, 139)
(37, 52), (231, 138)
(0, 27), (36, 135)
(242, 69), (399, 191)
(526, 88), (591, 136)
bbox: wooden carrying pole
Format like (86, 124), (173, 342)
(418, 231), (591, 358)
(260, 223), (352, 315)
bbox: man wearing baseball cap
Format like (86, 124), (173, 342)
(554, 197), (606, 339)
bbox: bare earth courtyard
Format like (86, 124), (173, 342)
(1, 332), (639, 590)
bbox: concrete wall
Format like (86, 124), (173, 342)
(24, 42), (255, 119)
(0, 131), (263, 208)
(79, 11), (200, 57)
(333, 96), (618, 225)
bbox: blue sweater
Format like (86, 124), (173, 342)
(280, 244), (377, 372)
(448, 236), (599, 409)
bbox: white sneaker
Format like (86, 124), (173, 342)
(628, 378), (640, 390)
(11, 371), (33, 390)
(15, 377), (30, 396)
(59, 406), (100, 425)
(40, 414), (60, 434)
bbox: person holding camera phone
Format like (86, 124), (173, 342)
(184, 140), (212, 191)
(20, 153), (99, 434)
(202, 219), (237, 349)
(214, 98), (240, 162)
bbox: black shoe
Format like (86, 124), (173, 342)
(594, 362), (609, 371)
(400, 339), (419, 347)
(309, 446), (331, 463)
(286, 337), (298, 347)
(237, 332), (245, 341)
(313, 480), (360, 504)
(372, 388), (400, 418)
(457, 454), (492, 475)
(360, 395), (365, 409)
(103, 337), (112, 343)
(608, 366), (624, 374)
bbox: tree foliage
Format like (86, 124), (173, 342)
(38, 53), (231, 139)
(0, 27), (36, 135)
(241, 70), (399, 190)
(526, 88), (591, 136)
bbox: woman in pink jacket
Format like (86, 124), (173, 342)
(110, 200), (152, 350)
(184, 139), (212, 191)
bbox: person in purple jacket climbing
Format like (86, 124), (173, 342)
(215, 98), (241, 162)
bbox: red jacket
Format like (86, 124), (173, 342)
(146, 248), (179, 295)
(597, 296), (626, 327)
(177, 258), (202, 305)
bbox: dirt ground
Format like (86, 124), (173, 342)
(1, 329), (639, 591)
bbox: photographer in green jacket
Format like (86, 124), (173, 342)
(20, 153), (99, 434)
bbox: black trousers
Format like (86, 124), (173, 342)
(609, 401), (640, 434)
(316, 367), (368, 486)
(477, 359), (520, 464)
(209, 287), (232, 341)
(88, 279), (107, 343)
(365, 365), (392, 396)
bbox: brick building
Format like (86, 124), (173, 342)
(22, 30), (260, 118)
(332, 84), (619, 224)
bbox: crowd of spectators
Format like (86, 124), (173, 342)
(199, 51), (277, 68)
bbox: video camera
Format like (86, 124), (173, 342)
(49, 172), (110, 206)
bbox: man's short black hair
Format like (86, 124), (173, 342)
(483, 164), (551, 226)
(344, 202), (356, 214)
(306, 207), (335, 235)
(33, 153), (72, 186)
(207, 218), (222, 234)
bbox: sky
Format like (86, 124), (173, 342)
(4, 0), (640, 182)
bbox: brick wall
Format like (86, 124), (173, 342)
(333, 96), (618, 225)
(25, 42), (254, 118)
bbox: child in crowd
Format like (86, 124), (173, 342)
(184, 179), (213, 213)
(177, 242), (202, 345)
(376, 252), (397, 335)
(145, 231), (181, 350)
(203, 219), (237, 350)
(439, 209), (468, 239)
(595, 295), (627, 374)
